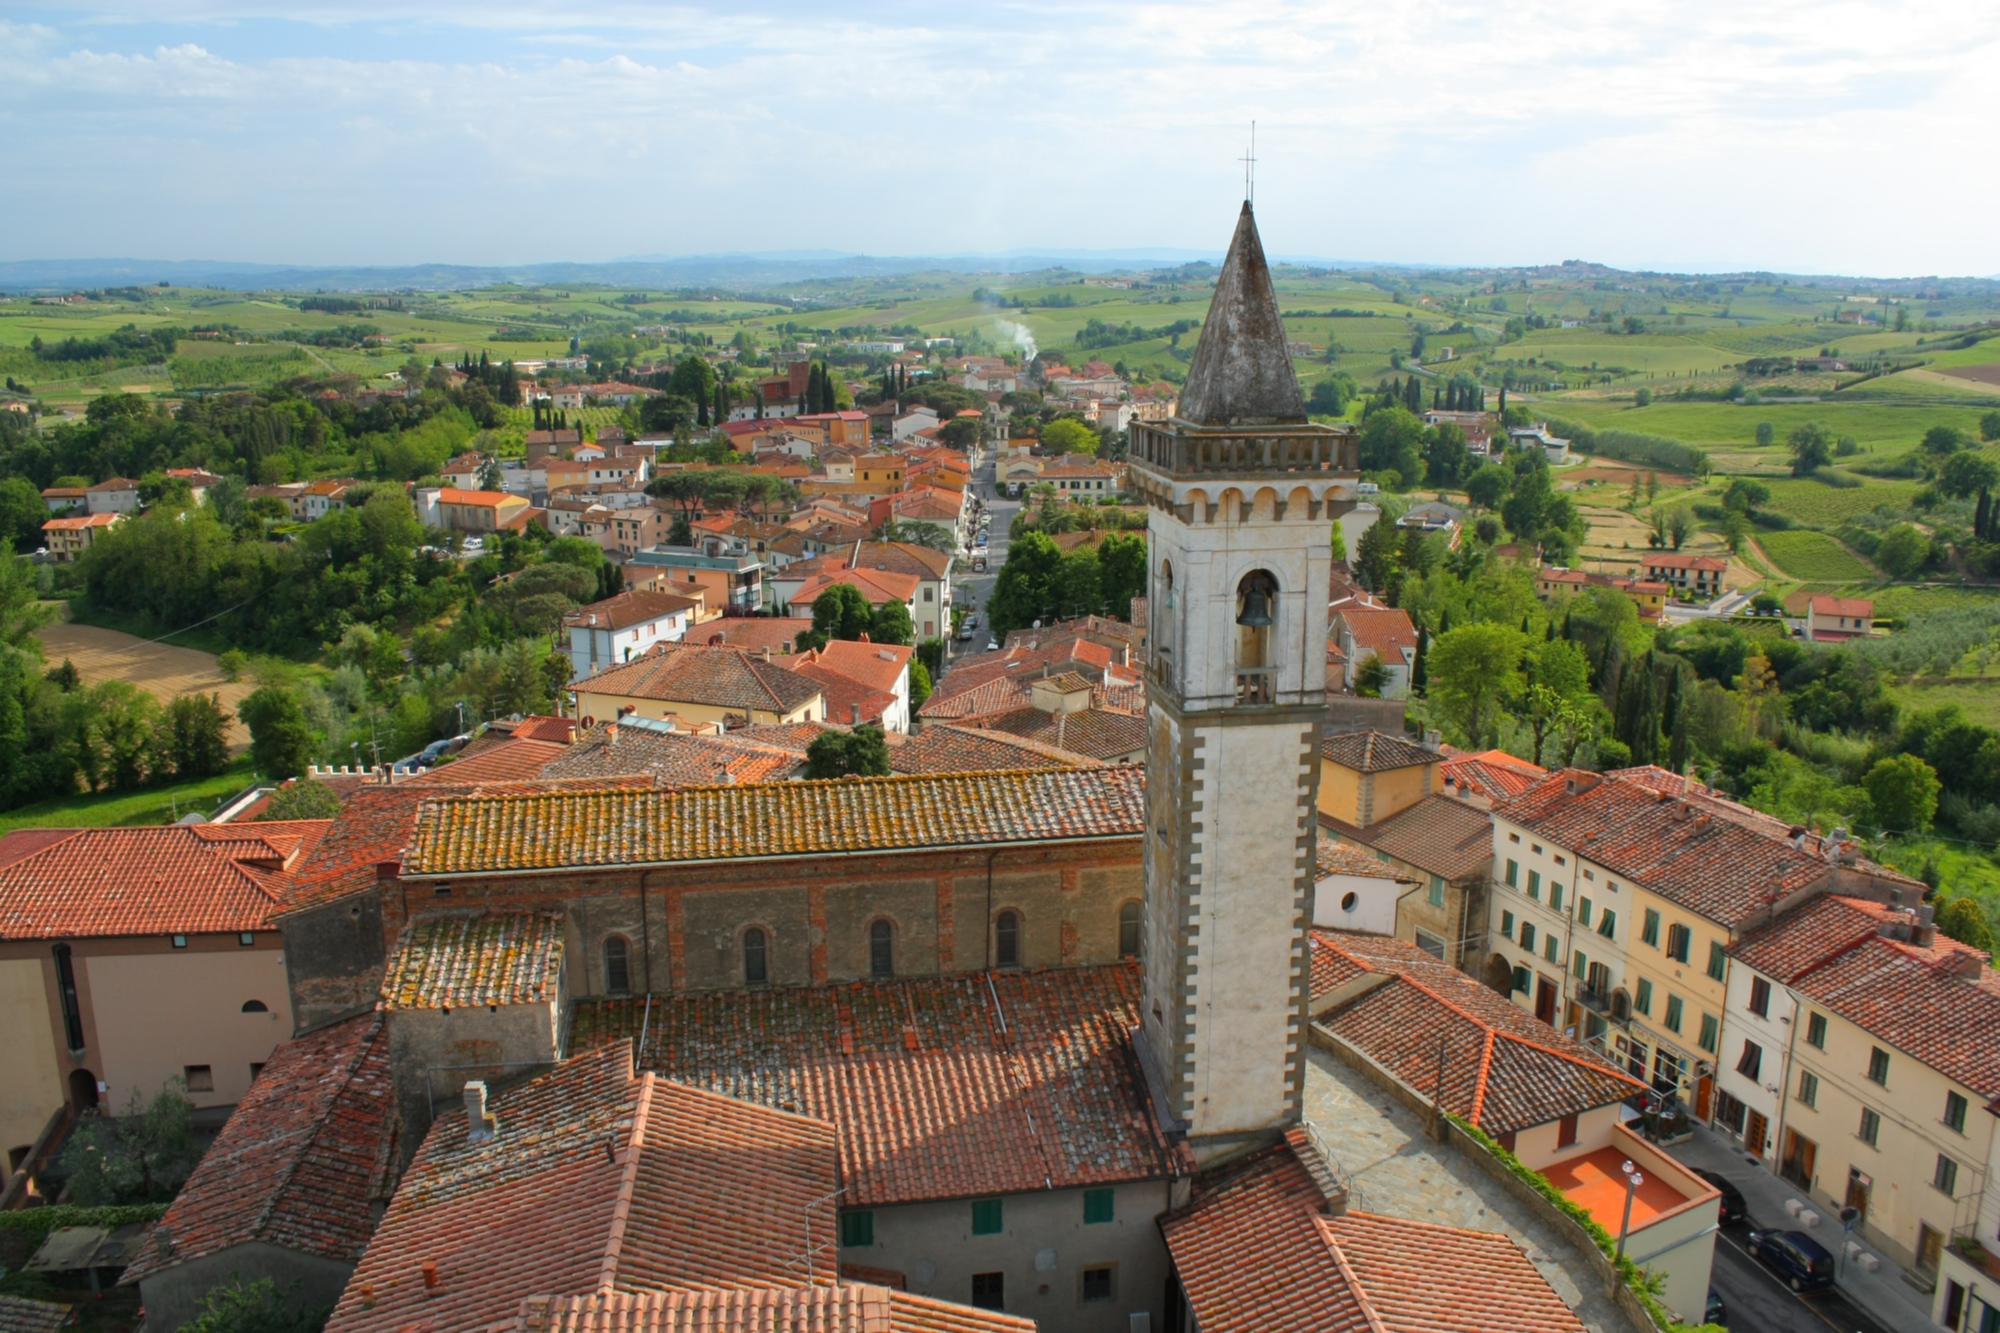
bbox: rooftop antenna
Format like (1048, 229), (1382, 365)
(1240, 121), (1257, 205)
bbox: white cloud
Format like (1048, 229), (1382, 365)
(1, 2), (1996, 273)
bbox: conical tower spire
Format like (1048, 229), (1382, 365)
(1176, 202), (1306, 428)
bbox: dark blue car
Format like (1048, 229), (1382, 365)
(1749, 1229), (1836, 1292)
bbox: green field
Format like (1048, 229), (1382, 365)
(0, 758), (257, 833)
(1756, 529), (1876, 580)
(1752, 474), (1921, 525)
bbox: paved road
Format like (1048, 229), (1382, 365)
(948, 449), (1018, 666)
(1707, 1224), (1898, 1333)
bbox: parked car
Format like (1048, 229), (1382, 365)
(1748, 1229), (1835, 1292)
(1693, 1169), (1748, 1226)
(1704, 1287), (1725, 1326)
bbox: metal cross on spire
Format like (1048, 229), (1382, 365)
(1240, 121), (1257, 204)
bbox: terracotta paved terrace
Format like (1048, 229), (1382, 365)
(1540, 1146), (1687, 1231)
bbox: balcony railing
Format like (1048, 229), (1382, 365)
(1234, 668), (1276, 706)
(1577, 985), (1614, 1015)
(1130, 422), (1358, 476)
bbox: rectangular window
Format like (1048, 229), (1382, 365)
(1520, 922), (1537, 951)
(1598, 909), (1617, 940)
(1666, 923), (1691, 963)
(1749, 977), (1771, 1018)
(971, 1199), (1003, 1235)
(1635, 978), (1653, 1015)
(171, 934), (188, 949)
(1578, 898), (1593, 928)
(971, 1272), (1005, 1311)
(1428, 875), (1444, 908)
(1698, 1013), (1719, 1053)
(1707, 941), (1727, 982)
(1501, 911), (1515, 939)
(238, 932), (255, 946)
(1557, 1113), (1579, 1148)
(1527, 870), (1541, 900)
(1550, 882), (1565, 912)
(1665, 995), (1684, 1034)
(1531, 843), (1542, 854)
(1544, 935), (1559, 963)
(1573, 949), (1588, 981)
(1946, 1091), (1969, 1134)
(840, 1211), (875, 1247)
(1806, 1012), (1827, 1049)
(1083, 1188), (1114, 1224)
(1642, 909), (1661, 947)
(1936, 1154), (1960, 1196)
(1554, 854), (1567, 866)
(1799, 1070), (1819, 1108)
(1859, 1108), (1880, 1148)
(1736, 1041), (1763, 1080)
(1583, 868), (1595, 881)
(1867, 1047), (1889, 1086)
(183, 1065), (214, 1093)
(1511, 966), (1530, 994)
(1509, 832), (1520, 844)
(1505, 859), (1519, 886)
(1080, 1266), (1116, 1303)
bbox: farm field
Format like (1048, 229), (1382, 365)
(35, 619), (254, 750)
(1755, 529), (1876, 581)
(1753, 474), (1920, 525)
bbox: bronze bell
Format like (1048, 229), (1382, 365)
(1236, 583), (1273, 628)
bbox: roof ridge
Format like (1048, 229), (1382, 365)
(242, 1013), (380, 1245)
(1314, 1221), (1393, 1333)
(1468, 1028), (1498, 1127)
(596, 1067), (654, 1293)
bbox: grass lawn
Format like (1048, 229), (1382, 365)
(1757, 529), (1876, 580)
(0, 757), (259, 832)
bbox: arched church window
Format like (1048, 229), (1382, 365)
(743, 927), (769, 985)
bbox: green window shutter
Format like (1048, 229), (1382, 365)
(1642, 909), (1660, 947)
(1511, 966), (1530, 993)
(1501, 910), (1515, 938)
(1428, 875), (1444, 907)
(1527, 870), (1541, 899)
(972, 1198), (1003, 1235)
(840, 1210), (875, 1247)
(1578, 898), (1593, 928)
(1598, 909), (1617, 939)
(1698, 1013), (1719, 1053)
(1635, 978), (1652, 1015)
(1665, 995), (1684, 1033)
(1505, 859), (1519, 886)
(1544, 935), (1559, 963)
(1083, 1188), (1114, 1224)
(1806, 1012), (1827, 1048)
(1550, 882), (1564, 912)
(1707, 941), (1727, 982)
(1572, 949), (1588, 980)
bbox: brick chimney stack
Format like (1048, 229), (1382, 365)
(465, 1081), (496, 1144)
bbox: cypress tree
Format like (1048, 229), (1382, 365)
(1979, 489), (1993, 542)
(1411, 625), (1429, 696)
(1545, 619), (1556, 642)
(1520, 613), (1531, 634)
(1597, 635), (1624, 707)
(1498, 385), (1507, 417)
(1437, 608), (1452, 636)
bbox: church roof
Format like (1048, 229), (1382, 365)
(1176, 203), (1307, 427)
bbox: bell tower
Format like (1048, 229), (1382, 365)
(1132, 202), (1360, 1161)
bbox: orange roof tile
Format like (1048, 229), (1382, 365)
(381, 912), (566, 1009)
(512, 1286), (1036, 1333)
(574, 643), (823, 715)
(406, 738), (571, 786)
(798, 639), (912, 697)
(1320, 730), (1435, 773)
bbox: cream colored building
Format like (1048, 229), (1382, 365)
(572, 642), (824, 729)
(0, 823), (325, 1187)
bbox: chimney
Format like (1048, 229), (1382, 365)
(421, 1263), (439, 1290)
(605, 723), (617, 747)
(464, 1081), (496, 1144)
(760, 647), (772, 663)
(850, 705), (861, 725)
(376, 859), (401, 881)
(1421, 729), (1441, 752)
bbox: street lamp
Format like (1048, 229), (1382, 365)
(1617, 1159), (1645, 1260)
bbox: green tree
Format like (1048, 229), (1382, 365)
(1874, 524), (1930, 579)
(1665, 505), (1695, 550)
(262, 780), (344, 821)
(1427, 622), (1527, 746)
(1464, 464), (1511, 511)
(182, 1278), (331, 1333)
(1354, 516), (1399, 592)
(60, 1078), (200, 1204)
(1922, 425), (1967, 456)
(1980, 411), (2000, 443)
(668, 355), (718, 420)
(870, 598), (914, 646)
(938, 416), (983, 451)
(0, 476), (46, 551)
(1864, 753), (1940, 834)
(804, 724), (890, 778)
(1787, 422), (1833, 475)
(1055, 549), (1103, 618)
(1937, 450), (2000, 499)
(1328, 521), (1347, 563)
(1098, 530), (1147, 620)
(1755, 421), (1775, 448)
(1935, 897), (1995, 955)
(161, 692), (231, 781)
(1353, 654), (1388, 697)
(239, 685), (317, 780)
(798, 583), (874, 651)
(1357, 407), (1425, 488)
(1039, 418), (1098, 456)
(987, 529), (1063, 634)
(1721, 510), (1750, 554)
(908, 658), (933, 709)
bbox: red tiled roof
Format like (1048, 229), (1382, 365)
(790, 564), (921, 609)
(1336, 607), (1417, 660)
(954, 704), (1146, 763)
(407, 738), (572, 786)
(0, 822), (330, 939)
(799, 639), (912, 697)
(921, 639), (1118, 716)
(571, 964), (1185, 1206)
(574, 643), (824, 715)
(326, 1046), (841, 1333)
(1323, 794), (1492, 880)
(1311, 932), (1645, 1134)
(887, 724), (1091, 775)
(1639, 552), (1727, 571)
(1162, 1134), (1584, 1333)
(790, 662), (898, 726)
(382, 912), (566, 1009)
(512, 1286), (1036, 1333)
(1735, 899), (2000, 1098)
(1315, 837), (1406, 881)
(120, 1012), (395, 1287)
(1320, 730), (1434, 773)
(540, 727), (804, 787)
(1500, 770), (1835, 926)
(690, 618), (815, 654)
(505, 715), (579, 744)
(1440, 749), (1545, 800)
(278, 784), (450, 914)
(564, 589), (703, 632)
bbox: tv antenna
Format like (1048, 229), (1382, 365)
(1240, 121), (1257, 205)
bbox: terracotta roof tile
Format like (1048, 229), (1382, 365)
(505, 715), (581, 743)
(1315, 838), (1407, 881)
(540, 727), (805, 787)
(120, 1012), (395, 1287)
(0, 1297), (71, 1333)
(953, 705), (1146, 763)
(1322, 795), (1492, 880)
(887, 724), (1091, 775)
(404, 769), (1145, 875)
(513, 1286), (1036, 1333)
(564, 589), (703, 632)
(1729, 894), (1897, 982)
(407, 738), (572, 786)
(1311, 932), (1644, 1134)
(1163, 1134), (1586, 1333)
(1335, 608), (1417, 661)
(1320, 731), (1435, 773)
(1440, 750), (1545, 800)
(570, 964), (1185, 1206)
(382, 912), (566, 1009)
(278, 784), (460, 914)
(689, 618), (815, 654)
(327, 1047), (841, 1333)
(574, 644), (823, 715)
(1501, 770), (1834, 926)
(0, 822), (330, 939)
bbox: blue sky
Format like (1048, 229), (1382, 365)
(3, 2), (1996, 276)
